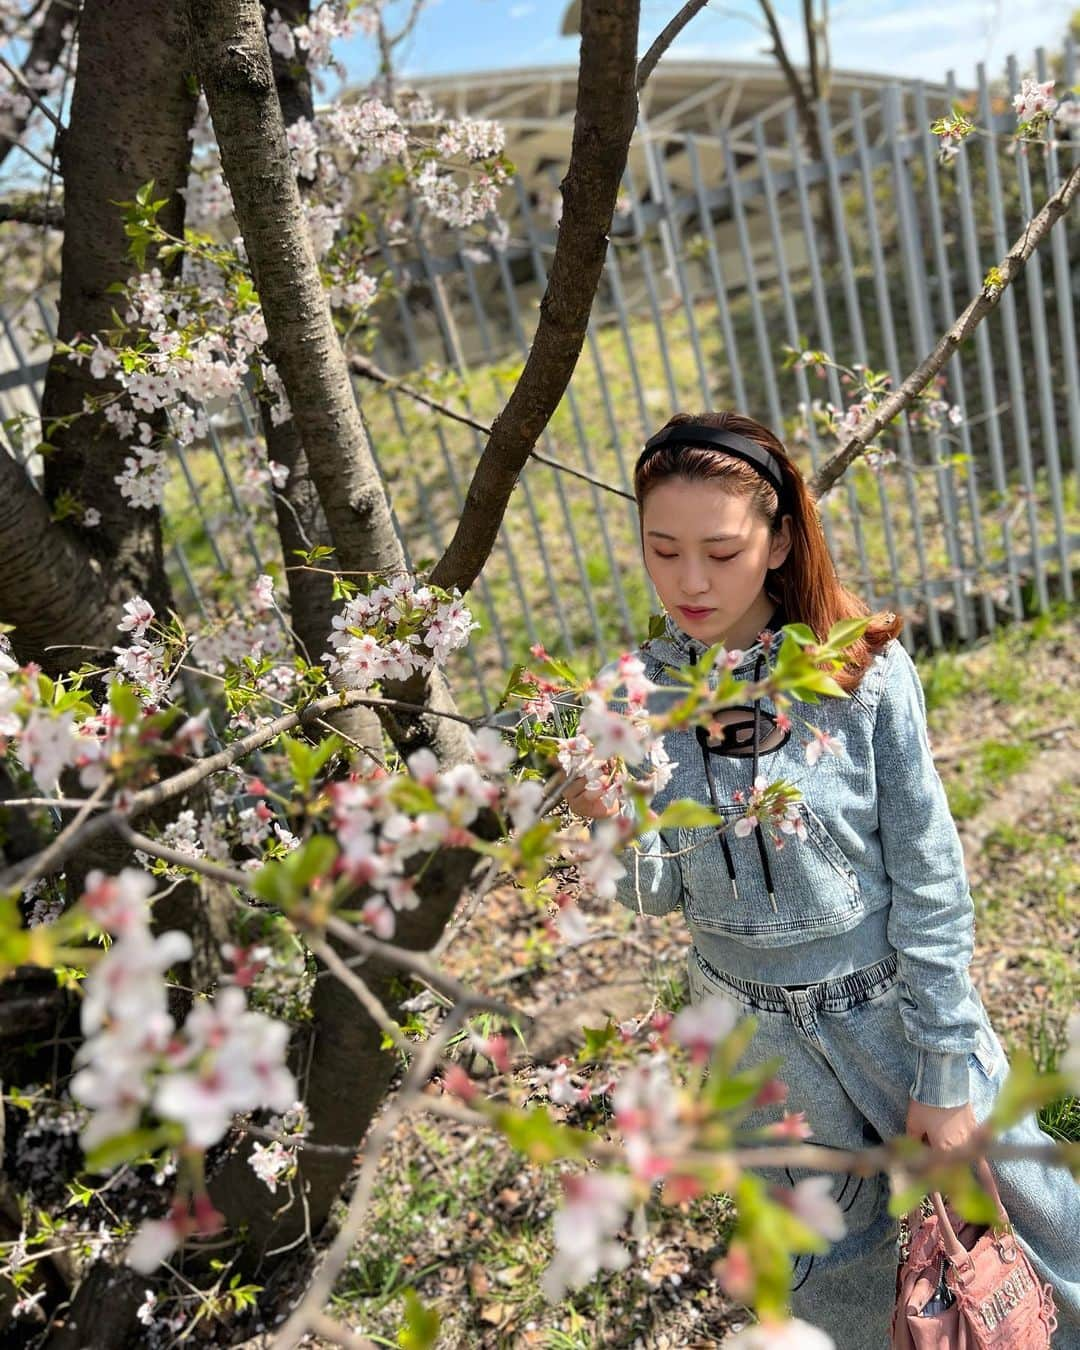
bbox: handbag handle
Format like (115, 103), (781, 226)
(929, 1157), (1013, 1270)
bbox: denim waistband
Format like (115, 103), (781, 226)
(695, 949), (899, 1013)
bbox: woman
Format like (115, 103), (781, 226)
(565, 410), (1079, 1348)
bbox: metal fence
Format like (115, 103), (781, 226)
(1, 42), (1077, 716)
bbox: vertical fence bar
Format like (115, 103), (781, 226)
(751, 116), (845, 565)
(513, 177), (637, 643)
(1037, 44), (1080, 479)
(381, 233), (553, 655)
(601, 237), (655, 432)
(447, 250), (574, 656)
(639, 113), (713, 404)
(911, 84), (997, 637)
(618, 159), (681, 407)
(492, 244), (606, 648)
(783, 107), (889, 610)
(850, 91), (942, 647)
(945, 71), (1024, 622)
(1005, 54), (1072, 603)
(685, 134), (750, 413)
(720, 131), (786, 434)
(976, 62), (1049, 613)
(883, 87), (972, 639)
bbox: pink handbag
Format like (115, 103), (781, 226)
(891, 1158), (1058, 1348)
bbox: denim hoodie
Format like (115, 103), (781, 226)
(595, 607), (984, 1108)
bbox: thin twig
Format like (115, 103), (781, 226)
(636, 0), (711, 91)
(349, 354), (634, 502)
(0, 52), (66, 133)
(270, 1006), (469, 1349)
(306, 934), (411, 1054)
(810, 162), (1080, 499)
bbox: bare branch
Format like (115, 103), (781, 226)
(350, 354), (634, 501)
(0, 0), (74, 170)
(636, 0), (711, 91)
(0, 194), (64, 226)
(270, 1004), (469, 1348)
(809, 162), (1080, 500)
(429, 0), (641, 595)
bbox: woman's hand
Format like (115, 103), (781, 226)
(559, 762), (620, 820)
(905, 1097), (982, 1156)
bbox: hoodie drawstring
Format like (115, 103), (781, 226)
(689, 645), (778, 914)
(751, 652), (778, 913)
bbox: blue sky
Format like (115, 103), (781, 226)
(338, 0), (1077, 90)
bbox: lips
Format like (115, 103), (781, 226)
(678, 606), (715, 619)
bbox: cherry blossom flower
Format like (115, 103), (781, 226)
(136, 1290), (157, 1327)
(1013, 77), (1057, 123)
(804, 727), (846, 767)
(126, 1209), (186, 1275)
(117, 595), (155, 637)
(249, 1139), (296, 1194)
(541, 1172), (633, 1302)
(773, 1175), (847, 1242)
(81, 868), (156, 936)
(669, 993), (739, 1063)
(252, 574), (275, 613)
(15, 709), (78, 793)
(535, 1061), (581, 1106)
(554, 896), (591, 946)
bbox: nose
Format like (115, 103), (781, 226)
(679, 558), (710, 598)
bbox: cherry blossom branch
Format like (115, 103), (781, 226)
(636, 0), (711, 91)
(809, 162), (1080, 499)
(104, 823), (521, 1021)
(0, 51), (66, 135)
(0, 685), (496, 893)
(323, 915), (517, 1019)
(270, 1003), (470, 1350)
(349, 354), (634, 501)
(417, 1091), (1080, 1177)
(0, 0), (74, 170)
(10, 775), (114, 892)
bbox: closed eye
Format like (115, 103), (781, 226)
(653, 551), (739, 562)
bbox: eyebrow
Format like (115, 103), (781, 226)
(646, 530), (743, 543)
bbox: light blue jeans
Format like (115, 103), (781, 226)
(688, 948), (1080, 1349)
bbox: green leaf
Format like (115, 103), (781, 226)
(493, 1106), (592, 1163)
(653, 800), (724, 829)
(825, 617), (871, 650)
(578, 1018), (619, 1064)
(280, 731), (341, 793)
(397, 1287), (441, 1350)
(84, 1123), (182, 1172)
(108, 679), (142, 726)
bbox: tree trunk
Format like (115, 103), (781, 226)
(32, 0), (197, 674)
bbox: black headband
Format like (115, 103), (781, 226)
(635, 423), (788, 502)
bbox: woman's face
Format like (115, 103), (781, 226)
(640, 476), (792, 650)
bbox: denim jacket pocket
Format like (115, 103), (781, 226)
(680, 802), (864, 945)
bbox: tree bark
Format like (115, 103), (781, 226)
(261, 0), (383, 756)
(32, 0), (197, 673)
(429, 0), (641, 596)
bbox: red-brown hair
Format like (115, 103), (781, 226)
(635, 411), (902, 692)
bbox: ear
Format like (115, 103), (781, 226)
(768, 513), (793, 570)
